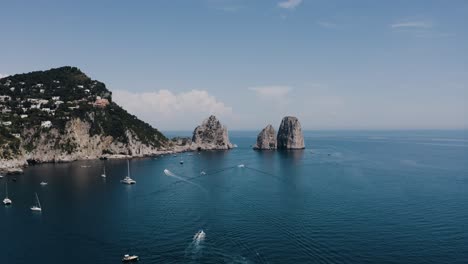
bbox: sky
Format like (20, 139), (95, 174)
(0, 0), (467, 130)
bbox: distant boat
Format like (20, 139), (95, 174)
(200, 171), (206, 175)
(3, 182), (12, 205)
(0, 174), (4, 179)
(120, 160), (136, 184)
(101, 166), (106, 178)
(194, 230), (206, 241)
(30, 192), (42, 212)
(237, 164), (245, 168)
(122, 254), (139, 262)
(40, 181), (48, 186)
(12, 178), (17, 182)
(180, 160), (184, 164)
(173, 154), (177, 157)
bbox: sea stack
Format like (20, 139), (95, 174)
(191, 115), (233, 150)
(277, 116), (305, 149)
(253, 124), (277, 150)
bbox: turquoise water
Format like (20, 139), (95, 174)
(1, 130), (467, 263)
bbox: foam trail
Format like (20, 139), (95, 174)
(163, 169), (206, 191)
(185, 230), (206, 259)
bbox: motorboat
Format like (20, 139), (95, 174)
(122, 254), (139, 262)
(40, 181), (48, 186)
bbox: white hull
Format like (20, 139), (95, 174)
(31, 206), (42, 212)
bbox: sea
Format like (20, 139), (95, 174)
(1, 130), (467, 264)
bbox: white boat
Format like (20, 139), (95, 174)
(193, 230), (206, 241)
(40, 181), (48, 186)
(101, 166), (106, 178)
(30, 192), (42, 212)
(180, 160), (184, 164)
(200, 171), (206, 175)
(3, 182), (12, 205)
(120, 160), (136, 184)
(122, 254), (139, 262)
(0, 174), (4, 179)
(237, 164), (245, 168)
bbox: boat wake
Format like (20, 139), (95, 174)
(185, 230), (206, 260)
(163, 169), (206, 192)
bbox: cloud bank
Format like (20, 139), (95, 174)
(113, 89), (233, 130)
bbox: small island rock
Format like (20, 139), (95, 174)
(253, 124), (277, 150)
(191, 115), (233, 150)
(277, 116), (305, 149)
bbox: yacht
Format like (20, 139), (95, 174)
(30, 192), (42, 212)
(101, 166), (106, 178)
(120, 160), (136, 184)
(3, 182), (12, 205)
(122, 254), (139, 262)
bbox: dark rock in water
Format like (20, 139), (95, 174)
(253, 124), (277, 150)
(191, 115), (233, 150)
(277, 116), (305, 149)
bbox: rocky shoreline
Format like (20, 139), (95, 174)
(0, 115), (234, 175)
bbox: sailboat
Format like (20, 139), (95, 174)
(120, 160), (136, 184)
(101, 165), (106, 178)
(3, 182), (12, 205)
(30, 192), (42, 212)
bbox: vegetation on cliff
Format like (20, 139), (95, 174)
(0, 66), (168, 159)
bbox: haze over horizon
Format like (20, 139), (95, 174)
(1, 0), (467, 130)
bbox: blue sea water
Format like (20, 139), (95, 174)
(1, 130), (467, 264)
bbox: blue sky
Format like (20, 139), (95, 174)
(1, 0), (467, 130)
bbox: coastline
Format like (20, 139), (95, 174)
(0, 145), (192, 175)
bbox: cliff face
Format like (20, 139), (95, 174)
(253, 124), (277, 150)
(277, 116), (305, 149)
(191, 115), (233, 150)
(20, 119), (167, 163)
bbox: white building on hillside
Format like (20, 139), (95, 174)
(41, 121), (52, 128)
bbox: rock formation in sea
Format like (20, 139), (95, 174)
(253, 124), (277, 150)
(276, 116), (305, 149)
(191, 115), (233, 150)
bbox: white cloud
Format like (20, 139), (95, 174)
(113, 89), (233, 130)
(278, 0), (303, 9)
(249, 86), (292, 98)
(390, 21), (432, 29)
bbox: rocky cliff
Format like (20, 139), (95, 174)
(277, 116), (305, 149)
(0, 66), (181, 173)
(191, 115), (233, 150)
(253, 124), (277, 150)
